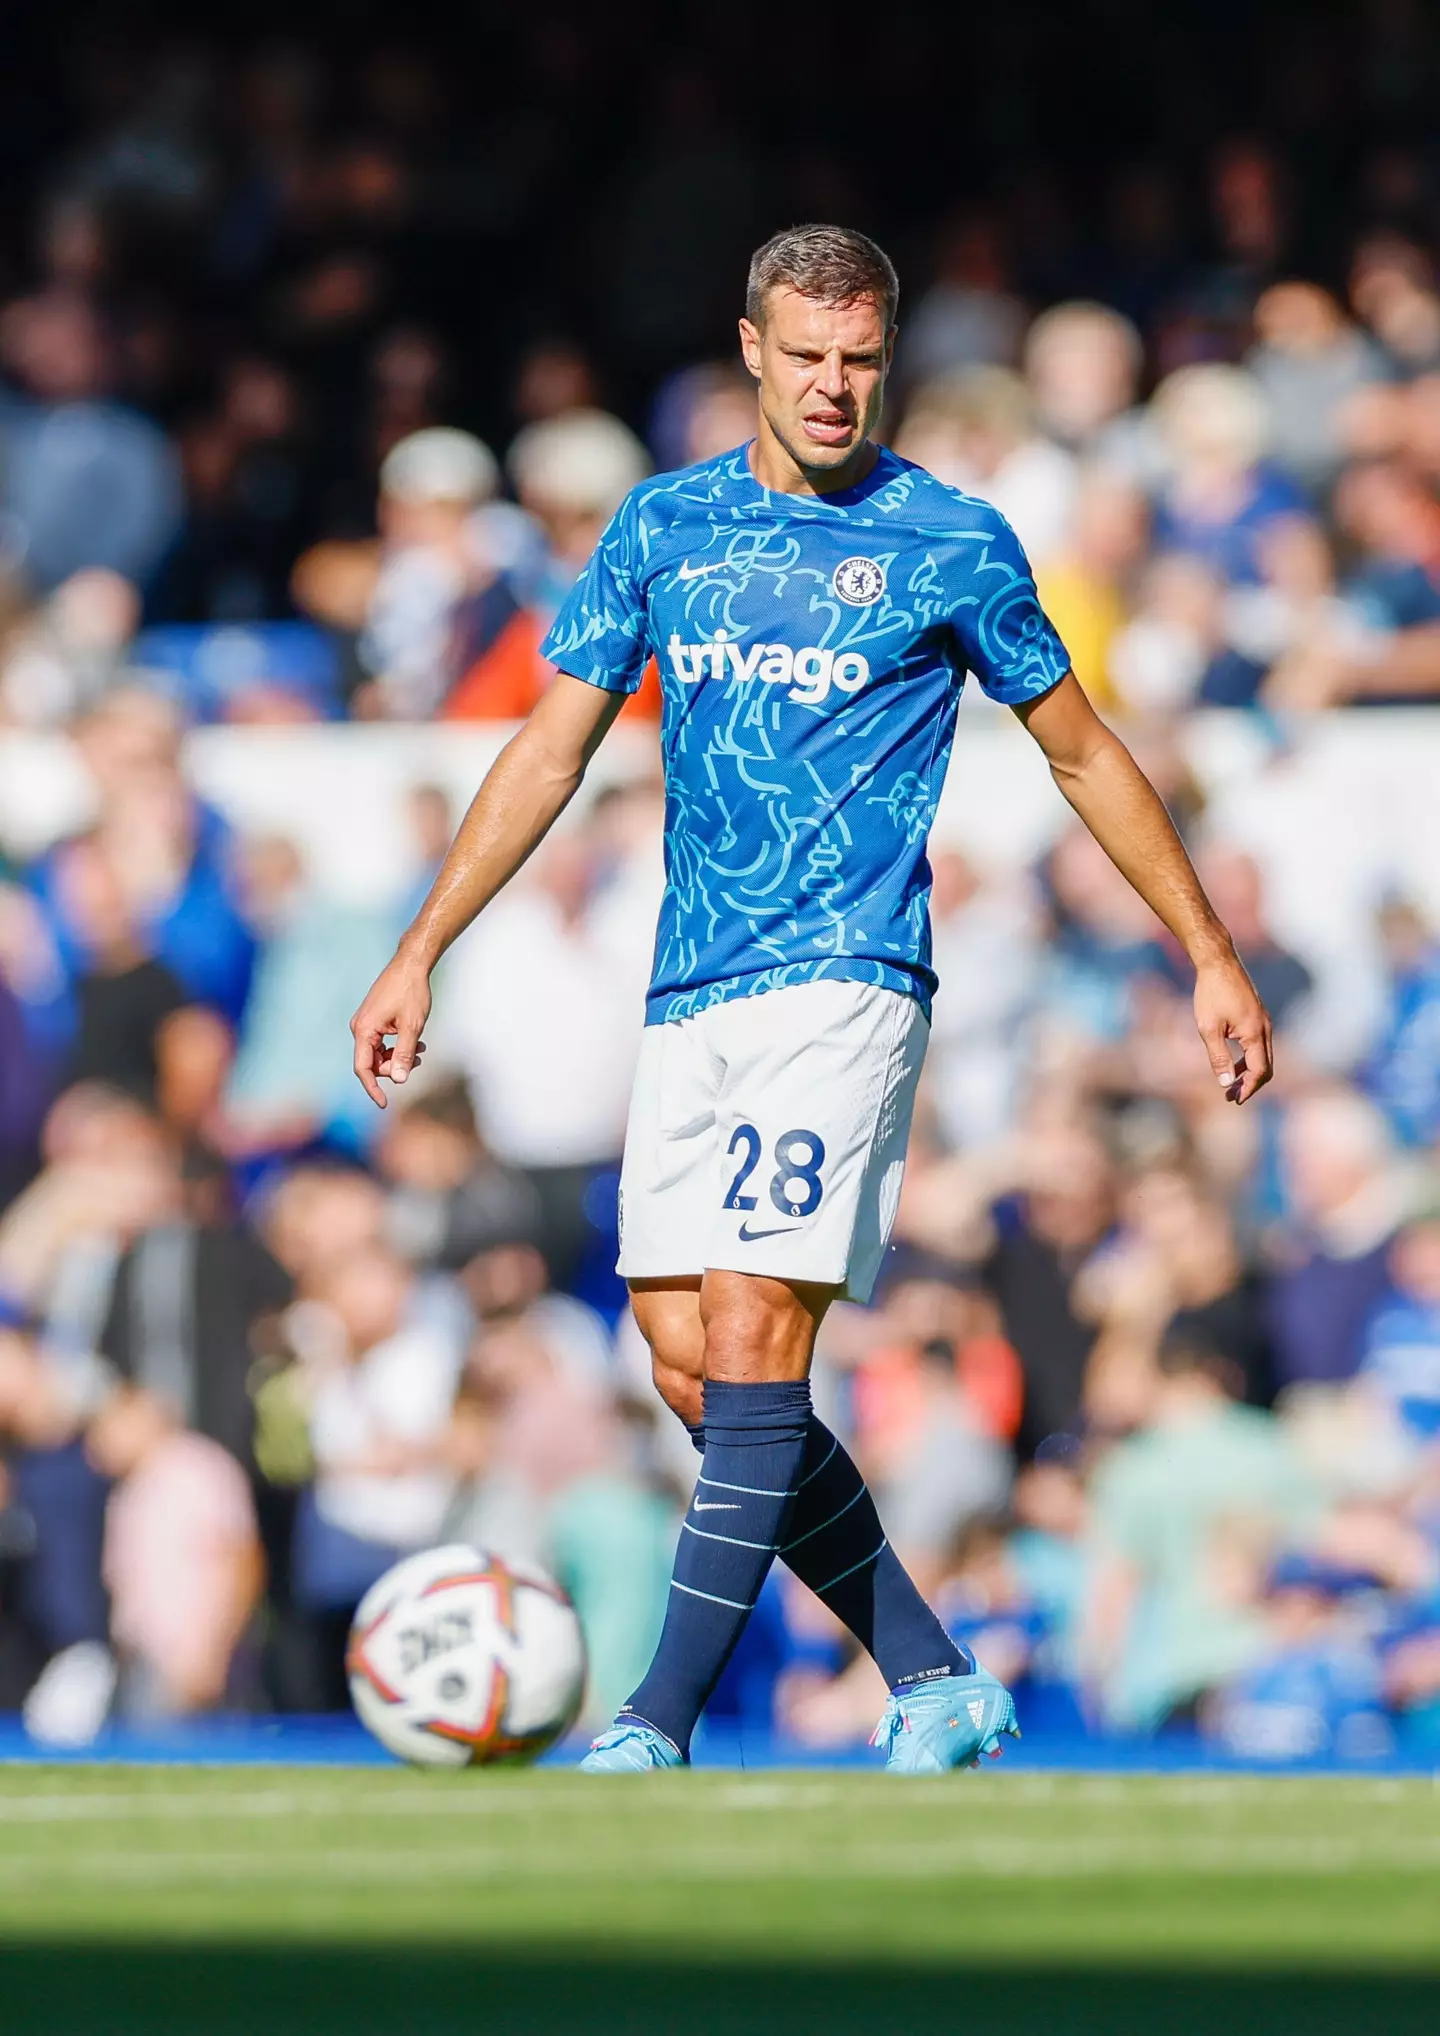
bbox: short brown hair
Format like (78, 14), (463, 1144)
(746, 224), (899, 330)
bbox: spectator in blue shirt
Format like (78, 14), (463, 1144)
(1207, 1554), (1395, 1763)
(1150, 364), (1308, 587)
(0, 294), (181, 593)
(1363, 901), (1440, 1150)
(1359, 1216), (1440, 1446)
(1264, 460), (1440, 706)
(1264, 1089), (1411, 1390)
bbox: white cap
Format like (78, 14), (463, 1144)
(507, 408), (650, 518)
(380, 427), (499, 506)
(1151, 365), (1271, 469)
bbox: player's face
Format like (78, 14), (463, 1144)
(740, 288), (894, 479)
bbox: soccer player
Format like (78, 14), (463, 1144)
(351, 225), (1273, 1774)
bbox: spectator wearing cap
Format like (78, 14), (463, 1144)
(441, 408), (659, 721)
(291, 425), (523, 720)
(357, 426), (519, 718)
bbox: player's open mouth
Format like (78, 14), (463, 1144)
(801, 414), (853, 445)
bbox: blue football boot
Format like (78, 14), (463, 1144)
(872, 1668), (1020, 1775)
(579, 1720), (688, 1773)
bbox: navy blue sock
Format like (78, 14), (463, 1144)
(623, 1380), (811, 1755)
(782, 1417), (972, 1689)
(682, 1411), (969, 1691)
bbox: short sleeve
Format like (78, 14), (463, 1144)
(949, 512), (1071, 705)
(539, 491), (649, 695)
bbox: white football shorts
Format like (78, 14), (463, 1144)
(616, 978), (929, 1303)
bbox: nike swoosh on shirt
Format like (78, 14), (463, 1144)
(675, 559), (729, 580)
(736, 1222), (801, 1243)
(693, 1500), (740, 1513)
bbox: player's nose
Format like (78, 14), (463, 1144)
(815, 350), (849, 399)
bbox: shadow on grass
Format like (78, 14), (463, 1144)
(1, 1948), (1436, 2036)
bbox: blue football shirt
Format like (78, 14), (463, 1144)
(540, 443), (1070, 1025)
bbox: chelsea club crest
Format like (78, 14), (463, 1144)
(832, 555), (885, 606)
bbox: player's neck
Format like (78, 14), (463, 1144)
(747, 424), (881, 498)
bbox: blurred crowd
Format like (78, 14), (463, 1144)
(4, 13), (1440, 725)
(1, 10), (1440, 1757)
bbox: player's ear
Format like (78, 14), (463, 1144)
(738, 317), (763, 380)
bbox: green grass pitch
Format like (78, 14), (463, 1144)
(0, 1766), (1437, 2034)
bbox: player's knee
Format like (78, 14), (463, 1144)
(652, 1355), (703, 1428)
(701, 1271), (832, 1382)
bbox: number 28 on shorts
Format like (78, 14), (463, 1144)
(724, 1125), (827, 1219)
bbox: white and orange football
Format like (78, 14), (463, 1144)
(347, 1545), (587, 1768)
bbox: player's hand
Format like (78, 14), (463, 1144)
(1192, 951), (1273, 1105)
(350, 953), (432, 1107)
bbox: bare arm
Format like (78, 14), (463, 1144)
(1345, 623), (1440, 699)
(1266, 622), (1440, 707)
(350, 674), (625, 1105)
(1015, 673), (1273, 1103)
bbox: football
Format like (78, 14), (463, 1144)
(346, 1544), (587, 1768)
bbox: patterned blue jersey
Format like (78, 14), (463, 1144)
(540, 443), (1070, 1026)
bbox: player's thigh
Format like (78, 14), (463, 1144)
(700, 1268), (837, 1384)
(616, 1016), (718, 1285)
(703, 980), (929, 1300)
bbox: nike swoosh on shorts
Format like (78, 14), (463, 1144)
(736, 1222), (800, 1243)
